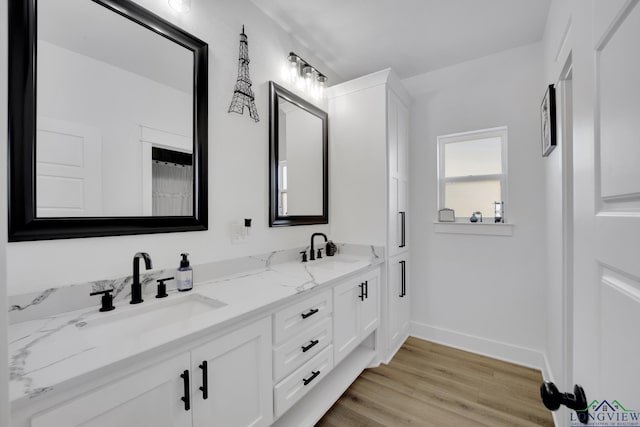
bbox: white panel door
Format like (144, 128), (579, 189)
(571, 0), (640, 419)
(36, 117), (101, 217)
(31, 354), (191, 427)
(191, 317), (273, 427)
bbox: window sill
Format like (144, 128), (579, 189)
(433, 222), (513, 236)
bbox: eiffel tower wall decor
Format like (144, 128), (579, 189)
(228, 25), (259, 122)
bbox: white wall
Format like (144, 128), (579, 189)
(4, 0), (341, 295)
(404, 43), (548, 366)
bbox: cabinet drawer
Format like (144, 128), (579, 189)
(274, 345), (334, 418)
(273, 290), (332, 344)
(273, 316), (332, 382)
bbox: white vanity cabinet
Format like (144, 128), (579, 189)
(12, 264), (383, 427)
(329, 69), (411, 361)
(272, 289), (333, 418)
(27, 353), (192, 427)
(15, 317), (272, 427)
(333, 270), (379, 365)
(191, 317), (273, 427)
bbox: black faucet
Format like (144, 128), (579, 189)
(131, 252), (152, 304)
(309, 233), (328, 261)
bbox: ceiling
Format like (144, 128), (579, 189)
(250, 0), (552, 81)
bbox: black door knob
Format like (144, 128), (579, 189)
(540, 381), (588, 424)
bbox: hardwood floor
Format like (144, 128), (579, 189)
(316, 337), (554, 427)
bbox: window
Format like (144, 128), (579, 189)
(437, 127), (507, 222)
(278, 161), (288, 215)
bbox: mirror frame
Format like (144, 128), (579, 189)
(8, 0), (208, 241)
(269, 81), (328, 227)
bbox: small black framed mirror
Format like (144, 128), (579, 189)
(8, 0), (208, 241)
(269, 82), (328, 227)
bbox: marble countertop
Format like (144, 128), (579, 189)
(9, 251), (383, 408)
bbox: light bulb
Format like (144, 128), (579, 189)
(296, 63), (306, 90)
(287, 53), (299, 84)
(303, 66), (314, 91)
(317, 75), (327, 98)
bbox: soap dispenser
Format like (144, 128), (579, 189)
(177, 253), (193, 292)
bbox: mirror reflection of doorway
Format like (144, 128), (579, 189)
(151, 147), (193, 216)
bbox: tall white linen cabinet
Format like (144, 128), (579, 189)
(329, 69), (411, 362)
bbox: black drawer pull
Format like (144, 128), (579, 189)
(301, 339), (320, 353)
(180, 370), (190, 411)
(199, 361), (208, 400)
(399, 211), (406, 248)
(399, 260), (406, 298)
(303, 370), (320, 386)
(364, 280), (369, 299)
(301, 308), (319, 319)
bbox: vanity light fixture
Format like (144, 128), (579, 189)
(284, 52), (328, 99)
(168, 0), (190, 13)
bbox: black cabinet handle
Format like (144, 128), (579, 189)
(301, 339), (319, 353)
(199, 361), (208, 400)
(399, 260), (406, 297)
(180, 370), (190, 411)
(358, 283), (365, 301)
(303, 370), (320, 386)
(301, 308), (319, 319)
(364, 280), (369, 299)
(399, 211), (406, 248)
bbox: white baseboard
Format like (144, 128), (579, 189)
(541, 352), (555, 383)
(409, 321), (545, 371)
(382, 332), (410, 365)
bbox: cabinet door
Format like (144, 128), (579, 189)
(398, 178), (408, 250)
(387, 90), (399, 179)
(389, 176), (400, 256)
(191, 317), (273, 427)
(388, 89), (409, 257)
(397, 97), (409, 181)
(360, 272), (379, 337)
(388, 255), (410, 353)
(389, 177), (408, 256)
(398, 257), (410, 336)
(333, 280), (361, 365)
(31, 354), (192, 427)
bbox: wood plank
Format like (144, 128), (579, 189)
(317, 338), (553, 426)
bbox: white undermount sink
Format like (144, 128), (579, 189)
(77, 294), (226, 347)
(309, 255), (364, 270)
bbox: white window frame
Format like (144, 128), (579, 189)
(437, 126), (508, 222)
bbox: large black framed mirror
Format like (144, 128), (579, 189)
(269, 82), (328, 227)
(8, 0), (208, 241)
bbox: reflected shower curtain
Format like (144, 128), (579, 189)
(152, 161), (193, 216)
